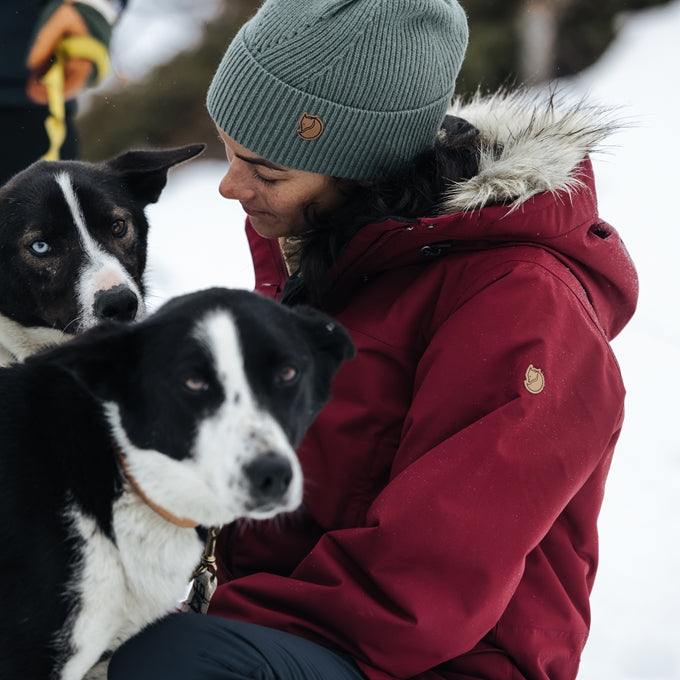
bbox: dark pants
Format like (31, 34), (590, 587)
(108, 614), (368, 680)
(0, 104), (78, 185)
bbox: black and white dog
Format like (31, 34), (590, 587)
(0, 287), (354, 680)
(0, 144), (204, 366)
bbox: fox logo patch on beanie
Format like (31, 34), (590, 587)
(297, 113), (325, 141)
(207, 0), (469, 181)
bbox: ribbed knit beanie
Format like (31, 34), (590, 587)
(207, 0), (469, 181)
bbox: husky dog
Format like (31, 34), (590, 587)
(0, 144), (205, 365)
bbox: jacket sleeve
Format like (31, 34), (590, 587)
(208, 258), (626, 678)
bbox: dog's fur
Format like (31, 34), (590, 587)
(0, 144), (205, 366)
(0, 287), (354, 680)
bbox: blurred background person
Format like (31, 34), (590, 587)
(0, 0), (127, 184)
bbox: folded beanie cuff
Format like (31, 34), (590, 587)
(207, 34), (453, 181)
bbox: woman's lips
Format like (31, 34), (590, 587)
(242, 204), (268, 217)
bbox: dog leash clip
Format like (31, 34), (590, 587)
(184, 527), (221, 615)
(192, 526), (220, 580)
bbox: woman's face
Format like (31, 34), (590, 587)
(217, 129), (343, 239)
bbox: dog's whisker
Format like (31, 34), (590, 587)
(62, 316), (83, 334)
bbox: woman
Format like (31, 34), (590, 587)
(109, 1), (638, 679)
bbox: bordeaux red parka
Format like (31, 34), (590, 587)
(207, 92), (639, 680)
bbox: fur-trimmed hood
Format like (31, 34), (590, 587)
(319, 89), (638, 339)
(444, 89), (621, 212)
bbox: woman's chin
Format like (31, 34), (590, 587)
(248, 215), (294, 240)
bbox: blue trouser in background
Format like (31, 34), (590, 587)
(108, 614), (368, 680)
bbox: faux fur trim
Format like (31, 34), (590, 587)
(0, 313), (67, 367)
(443, 89), (622, 212)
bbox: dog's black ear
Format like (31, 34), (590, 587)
(29, 323), (136, 401)
(105, 143), (206, 205)
(291, 306), (356, 368)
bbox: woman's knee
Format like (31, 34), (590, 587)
(107, 614), (366, 680)
(108, 613), (224, 680)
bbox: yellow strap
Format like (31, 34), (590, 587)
(41, 35), (111, 161)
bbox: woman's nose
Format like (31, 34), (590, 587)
(218, 160), (256, 201)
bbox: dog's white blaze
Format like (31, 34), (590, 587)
(103, 310), (302, 528)
(58, 503), (202, 680)
(54, 171), (144, 328)
(195, 311), (303, 518)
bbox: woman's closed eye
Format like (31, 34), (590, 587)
(251, 169), (278, 185)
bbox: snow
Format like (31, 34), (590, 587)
(138, 2), (680, 678)
(143, 161), (253, 308)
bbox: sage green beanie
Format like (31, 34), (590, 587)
(207, 0), (469, 181)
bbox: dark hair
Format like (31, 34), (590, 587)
(291, 116), (481, 304)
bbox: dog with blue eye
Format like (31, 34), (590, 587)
(0, 144), (204, 366)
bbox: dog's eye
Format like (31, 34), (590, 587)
(111, 219), (127, 237)
(185, 376), (210, 392)
(29, 240), (52, 256)
(275, 365), (298, 385)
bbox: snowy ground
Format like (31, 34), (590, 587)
(138, 2), (680, 678)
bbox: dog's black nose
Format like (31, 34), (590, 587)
(244, 452), (293, 503)
(94, 285), (139, 323)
